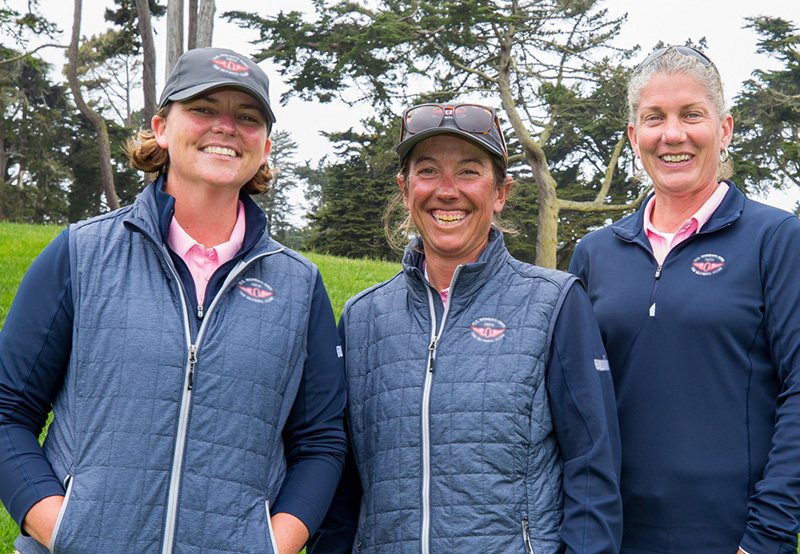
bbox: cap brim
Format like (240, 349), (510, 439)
(163, 81), (276, 124)
(395, 128), (504, 162)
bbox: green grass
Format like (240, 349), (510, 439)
(0, 221), (399, 552)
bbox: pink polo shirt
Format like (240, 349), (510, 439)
(644, 182), (729, 265)
(168, 201), (246, 305)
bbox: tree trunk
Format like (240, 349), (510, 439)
(535, 175), (559, 269)
(196, 0), (215, 48)
(187, 0), (197, 50)
(68, 0), (119, 211)
(134, 0), (157, 128)
(166, 0), (184, 78)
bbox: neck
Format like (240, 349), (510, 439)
(167, 182), (241, 247)
(650, 181), (721, 233)
(425, 256), (459, 292)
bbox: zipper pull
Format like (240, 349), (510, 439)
(427, 337), (438, 373)
(187, 345), (197, 390)
(522, 516), (534, 554)
(655, 265), (663, 279)
(197, 303), (204, 319)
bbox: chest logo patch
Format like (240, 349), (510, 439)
(237, 278), (275, 303)
(691, 253), (726, 276)
(470, 317), (507, 343)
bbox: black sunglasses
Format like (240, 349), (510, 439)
(635, 45), (718, 74)
(399, 103), (507, 162)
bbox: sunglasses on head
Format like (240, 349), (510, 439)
(635, 45), (717, 74)
(400, 103), (507, 161)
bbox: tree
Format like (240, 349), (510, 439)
(255, 130), (299, 240)
(303, 117), (399, 260)
(0, 52), (74, 223)
(67, 0), (119, 211)
(165, 0), (215, 76)
(732, 16), (799, 197)
(226, 0), (648, 268)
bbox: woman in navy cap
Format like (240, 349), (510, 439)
(0, 47), (346, 554)
(310, 103), (622, 554)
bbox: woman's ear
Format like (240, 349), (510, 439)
(152, 114), (169, 150)
(397, 174), (410, 210)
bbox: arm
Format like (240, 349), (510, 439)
(739, 216), (800, 554)
(272, 272), (347, 550)
(546, 284), (622, 554)
(0, 229), (73, 545)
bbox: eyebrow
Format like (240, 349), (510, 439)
(414, 156), (488, 166)
(192, 95), (263, 114)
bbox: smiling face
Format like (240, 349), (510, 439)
(629, 72), (733, 201)
(399, 134), (511, 266)
(152, 88), (271, 197)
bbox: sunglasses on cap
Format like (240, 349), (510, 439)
(635, 45), (718, 74)
(398, 103), (508, 163)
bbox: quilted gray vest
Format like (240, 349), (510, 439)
(342, 231), (574, 554)
(16, 190), (316, 554)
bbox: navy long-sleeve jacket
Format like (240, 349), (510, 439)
(0, 181), (346, 540)
(570, 182), (800, 554)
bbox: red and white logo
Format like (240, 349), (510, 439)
(469, 317), (507, 343)
(237, 278), (275, 303)
(211, 55), (250, 76)
(691, 253), (726, 276)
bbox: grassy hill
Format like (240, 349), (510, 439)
(0, 220), (399, 552)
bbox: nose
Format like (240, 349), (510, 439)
(435, 172), (459, 199)
(661, 116), (686, 144)
(212, 111), (237, 135)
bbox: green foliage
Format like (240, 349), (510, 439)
(226, 0), (643, 268)
(303, 116), (400, 260)
(732, 16), (800, 194)
(255, 130), (300, 241)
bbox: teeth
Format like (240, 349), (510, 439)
(661, 154), (692, 163)
(203, 146), (237, 157)
(433, 212), (465, 224)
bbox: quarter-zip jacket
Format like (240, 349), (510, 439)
(0, 179), (347, 553)
(570, 182), (800, 554)
(310, 230), (622, 554)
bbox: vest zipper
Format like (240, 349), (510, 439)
(160, 248), (282, 554)
(420, 265), (461, 554)
(522, 516), (535, 554)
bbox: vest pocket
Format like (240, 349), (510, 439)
(522, 516), (535, 554)
(264, 500), (280, 554)
(49, 475), (74, 554)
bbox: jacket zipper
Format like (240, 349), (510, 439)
(159, 248), (282, 554)
(49, 475), (74, 554)
(522, 516), (535, 554)
(420, 266), (461, 554)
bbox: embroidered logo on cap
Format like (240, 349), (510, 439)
(691, 253), (726, 276)
(212, 55), (250, 75)
(237, 278), (275, 303)
(469, 317), (507, 343)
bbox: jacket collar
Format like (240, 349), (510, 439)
(125, 174), (268, 257)
(401, 227), (510, 312)
(612, 180), (746, 247)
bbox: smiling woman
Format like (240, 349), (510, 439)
(308, 103), (623, 554)
(570, 45), (800, 554)
(0, 48), (346, 554)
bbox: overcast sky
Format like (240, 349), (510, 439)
(6, 0), (799, 212)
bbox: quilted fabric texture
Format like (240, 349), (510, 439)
(15, 195), (316, 554)
(342, 232), (572, 554)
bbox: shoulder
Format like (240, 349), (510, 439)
(343, 271), (405, 318)
(505, 256), (576, 289)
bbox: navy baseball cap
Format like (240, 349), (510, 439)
(158, 47), (276, 125)
(396, 103), (507, 166)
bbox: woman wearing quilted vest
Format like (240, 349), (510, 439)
(0, 48), (346, 554)
(570, 46), (800, 554)
(309, 103), (622, 554)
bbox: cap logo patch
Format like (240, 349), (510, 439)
(237, 278), (275, 303)
(212, 55), (250, 75)
(470, 317), (507, 343)
(691, 253), (726, 276)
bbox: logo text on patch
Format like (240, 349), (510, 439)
(212, 55), (250, 75)
(469, 317), (507, 343)
(691, 253), (726, 276)
(237, 278), (275, 303)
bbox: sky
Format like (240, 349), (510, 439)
(4, 0), (799, 213)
